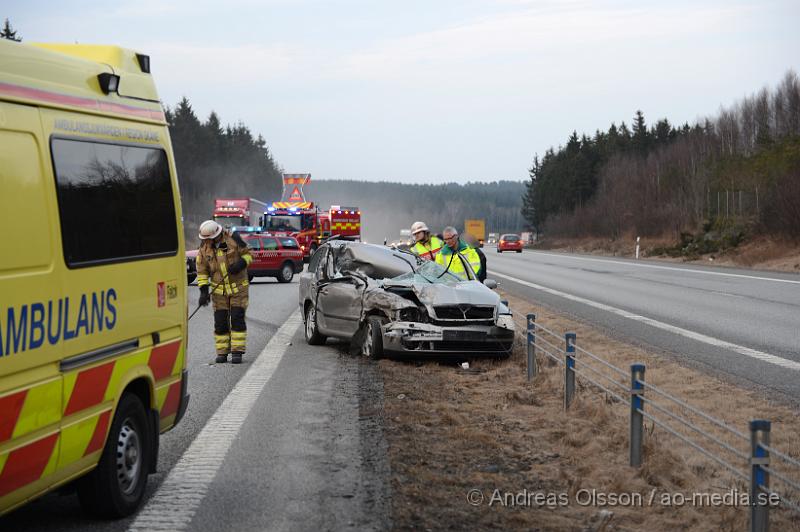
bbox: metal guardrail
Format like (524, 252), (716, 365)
(508, 309), (800, 531)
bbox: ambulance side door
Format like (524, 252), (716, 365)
(0, 102), (64, 504)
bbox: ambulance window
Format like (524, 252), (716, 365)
(51, 138), (178, 267)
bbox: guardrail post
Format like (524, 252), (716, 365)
(750, 419), (771, 532)
(564, 332), (576, 409)
(527, 313), (536, 381)
(629, 364), (646, 467)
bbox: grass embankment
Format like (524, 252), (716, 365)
(532, 234), (800, 273)
(378, 291), (800, 530)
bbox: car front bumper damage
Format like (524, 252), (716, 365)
(382, 321), (515, 355)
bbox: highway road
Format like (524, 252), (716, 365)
(0, 279), (389, 531)
(487, 247), (800, 400)
(5, 247), (799, 529)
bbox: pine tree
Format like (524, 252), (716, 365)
(521, 156), (540, 230)
(632, 110), (649, 154)
(0, 18), (22, 41)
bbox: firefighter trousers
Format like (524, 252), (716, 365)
(212, 291), (249, 356)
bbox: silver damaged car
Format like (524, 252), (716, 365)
(299, 240), (515, 357)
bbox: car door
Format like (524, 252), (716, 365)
(261, 237), (280, 272)
(315, 247), (362, 338)
(299, 246), (325, 308)
(246, 237), (264, 271)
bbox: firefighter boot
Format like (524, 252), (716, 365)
(214, 310), (231, 363)
(230, 308), (247, 365)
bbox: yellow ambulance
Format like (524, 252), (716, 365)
(0, 39), (189, 517)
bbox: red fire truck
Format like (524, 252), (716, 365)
(263, 203), (360, 258)
(213, 197), (268, 230)
(264, 173), (360, 258)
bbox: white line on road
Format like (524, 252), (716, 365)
(492, 271), (800, 372)
(128, 309), (303, 532)
(513, 251), (800, 285)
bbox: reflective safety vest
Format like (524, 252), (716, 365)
(435, 240), (481, 281)
(412, 236), (444, 261)
(196, 232), (253, 295)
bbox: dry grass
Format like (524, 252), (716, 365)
(534, 236), (800, 273)
(379, 291), (800, 531)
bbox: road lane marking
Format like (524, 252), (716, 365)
(128, 309), (303, 532)
(503, 251), (800, 285)
(492, 271), (800, 372)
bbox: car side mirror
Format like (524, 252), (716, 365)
(483, 279), (498, 289)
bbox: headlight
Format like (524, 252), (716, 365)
(397, 307), (420, 322)
(496, 314), (515, 331)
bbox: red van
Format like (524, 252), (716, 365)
(242, 234), (304, 282)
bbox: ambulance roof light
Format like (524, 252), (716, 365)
(97, 72), (120, 94)
(136, 53), (151, 74)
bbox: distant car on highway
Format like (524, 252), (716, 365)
(497, 233), (523, 253)
(299, 240), (514, 358)
(242, 234), (304, 283)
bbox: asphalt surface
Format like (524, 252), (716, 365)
(1, 276), (390, 531)
(487, 247), (800, 401)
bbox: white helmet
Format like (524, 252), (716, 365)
(198, 220), (222, 240)
(410, 221), (429, 235)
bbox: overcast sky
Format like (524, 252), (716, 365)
(6, 0), (799, 183)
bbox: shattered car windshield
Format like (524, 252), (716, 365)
(388, 260), (462, 284)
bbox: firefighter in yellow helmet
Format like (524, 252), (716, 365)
(410, 221), (444, 261)
(195, 220), (253, 364)
(435, 226), (482, 281)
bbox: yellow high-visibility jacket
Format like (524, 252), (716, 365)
(412, 236), (444, 261)
(435, 239), (481, 281)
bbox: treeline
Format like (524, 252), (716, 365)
(522, 70), (800, 239)
(165, 96), (525, 246)
(310, 180), (525, 243)
(166, 97), (283, 244)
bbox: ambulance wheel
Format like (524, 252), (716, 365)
(305, 304), (326, 345)
(77, 393), (151, 518)
(277, 262), (294, 283)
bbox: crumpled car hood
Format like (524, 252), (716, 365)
(410, 281), (500, 306)
(376, 279), (506, 312)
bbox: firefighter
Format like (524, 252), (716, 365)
(435, 226), (482, 281)
(196, 220), (253, 364)
(410, 221), (444, 261)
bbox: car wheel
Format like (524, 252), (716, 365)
(362, 316), (387, 359)
(187, 273), (196, 284)
(517, 249), (522, 253)
(277, 262), (294, 283)
(305, 304), (326, 345)
(77, 393), (151, 517)
(248, 273), (254, 283)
